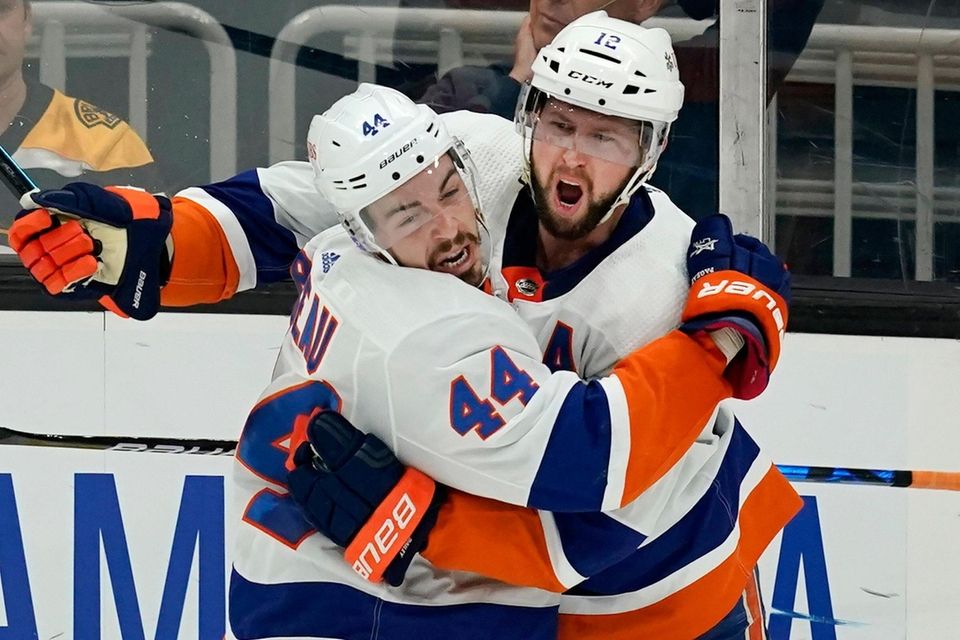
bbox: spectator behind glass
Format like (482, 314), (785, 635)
(418, 0), (668, 117)
(415, 0), (823, 219)
(0, 0), (160, 248)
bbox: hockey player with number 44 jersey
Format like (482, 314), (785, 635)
(7, 12), (801, 640)
(284, 15), (800, 640)
(231, 79), (791, 640)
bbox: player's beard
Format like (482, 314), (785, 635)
(530, 156), (624, 242)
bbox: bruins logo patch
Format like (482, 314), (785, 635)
(74, 99), (121, 129)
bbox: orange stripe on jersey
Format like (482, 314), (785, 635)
(613, 330), (733, 506)
(557, 465), (801, 640)
(421, 490), (567, 593)
(160, 196), (241, 306)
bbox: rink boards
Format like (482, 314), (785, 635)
(0, 311), (957, 639)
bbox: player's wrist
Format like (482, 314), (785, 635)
(707, 326), (745, 364)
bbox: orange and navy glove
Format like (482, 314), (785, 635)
(287, 411), (446, 586)
(8, 183), (172, 320)
(680, 214), (790, 400)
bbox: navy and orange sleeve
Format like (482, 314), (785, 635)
(613, 330), (732, 507)
(160, 196), (241, 306)
(558, 466), (802, 640)
(420, 330), (738, 591)
(523, 329), (734, 514)
(423, 438), (802, 600)
(160, 170), (302, 306)
(423, 490), (569, 592)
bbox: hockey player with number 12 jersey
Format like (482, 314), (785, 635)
(286, 14), (800, 640)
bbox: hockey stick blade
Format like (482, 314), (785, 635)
(0, 426), (235, 455)
(2, 425), (960, 490)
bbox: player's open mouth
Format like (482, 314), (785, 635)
(554, 179), (584, 216)
(434, 244), (475, 277)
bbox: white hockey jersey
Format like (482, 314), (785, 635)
(416, 182), (801, 640)
(163, 110), (801, 640)
(229, 226), (733, 640)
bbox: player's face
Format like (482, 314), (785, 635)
(530, 100), (640, 240)
(364, 154), (485, 286)
(0, 0), (29, 82)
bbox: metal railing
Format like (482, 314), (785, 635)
(267, 6), (705, 164)
(30, 1), (237, 180)
(781, 25), (960, 280)
(266, 6), (959, 281)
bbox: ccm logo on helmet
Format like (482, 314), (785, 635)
(351, 492), (417, 580)
(567, 70), (613, 89)
(697, 278), (786, 338)
(379, 138), (419, 169)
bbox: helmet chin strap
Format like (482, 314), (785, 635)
(378, 249), (399, 266)
(597, 124), (671, 225)
(475, 214), (493, 287)
(598, 164), (648, 225)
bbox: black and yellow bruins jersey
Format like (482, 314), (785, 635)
(1, 81), (162, 245)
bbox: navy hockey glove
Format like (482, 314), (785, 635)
(680, 214), (791, 399)
(9, 183), (172, 320)
(287, 411), (446, 586)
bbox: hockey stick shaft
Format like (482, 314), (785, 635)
(2, 425), (959, 490)
(0, 426), (235, 455)
(0, 143), (37, 199)
(0, 143), (36, 237)
(776, 464), (960, 491)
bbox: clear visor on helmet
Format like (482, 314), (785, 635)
(517, 84), (668, 169)
(358, 141), (482, 252)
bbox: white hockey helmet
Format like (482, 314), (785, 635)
(309, 83), (484, 263)
(516, 11), (685, 216)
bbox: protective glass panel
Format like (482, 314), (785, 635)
(0, 0), (220, 253)
(771, 0), (960, 283)
(1, 1), (956, 638)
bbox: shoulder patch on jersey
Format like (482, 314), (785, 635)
(73, 99), (121, 130)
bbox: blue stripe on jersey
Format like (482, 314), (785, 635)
(568, 421), (761, 594)
(199, 170), (300, 283)
(553, 511), (647, 578)
(229, 568), (558, 640)
(700, 586), (753, 639)
(528, 380), (612, 512)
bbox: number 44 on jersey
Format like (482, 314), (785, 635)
(449, 346), (539, 440)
